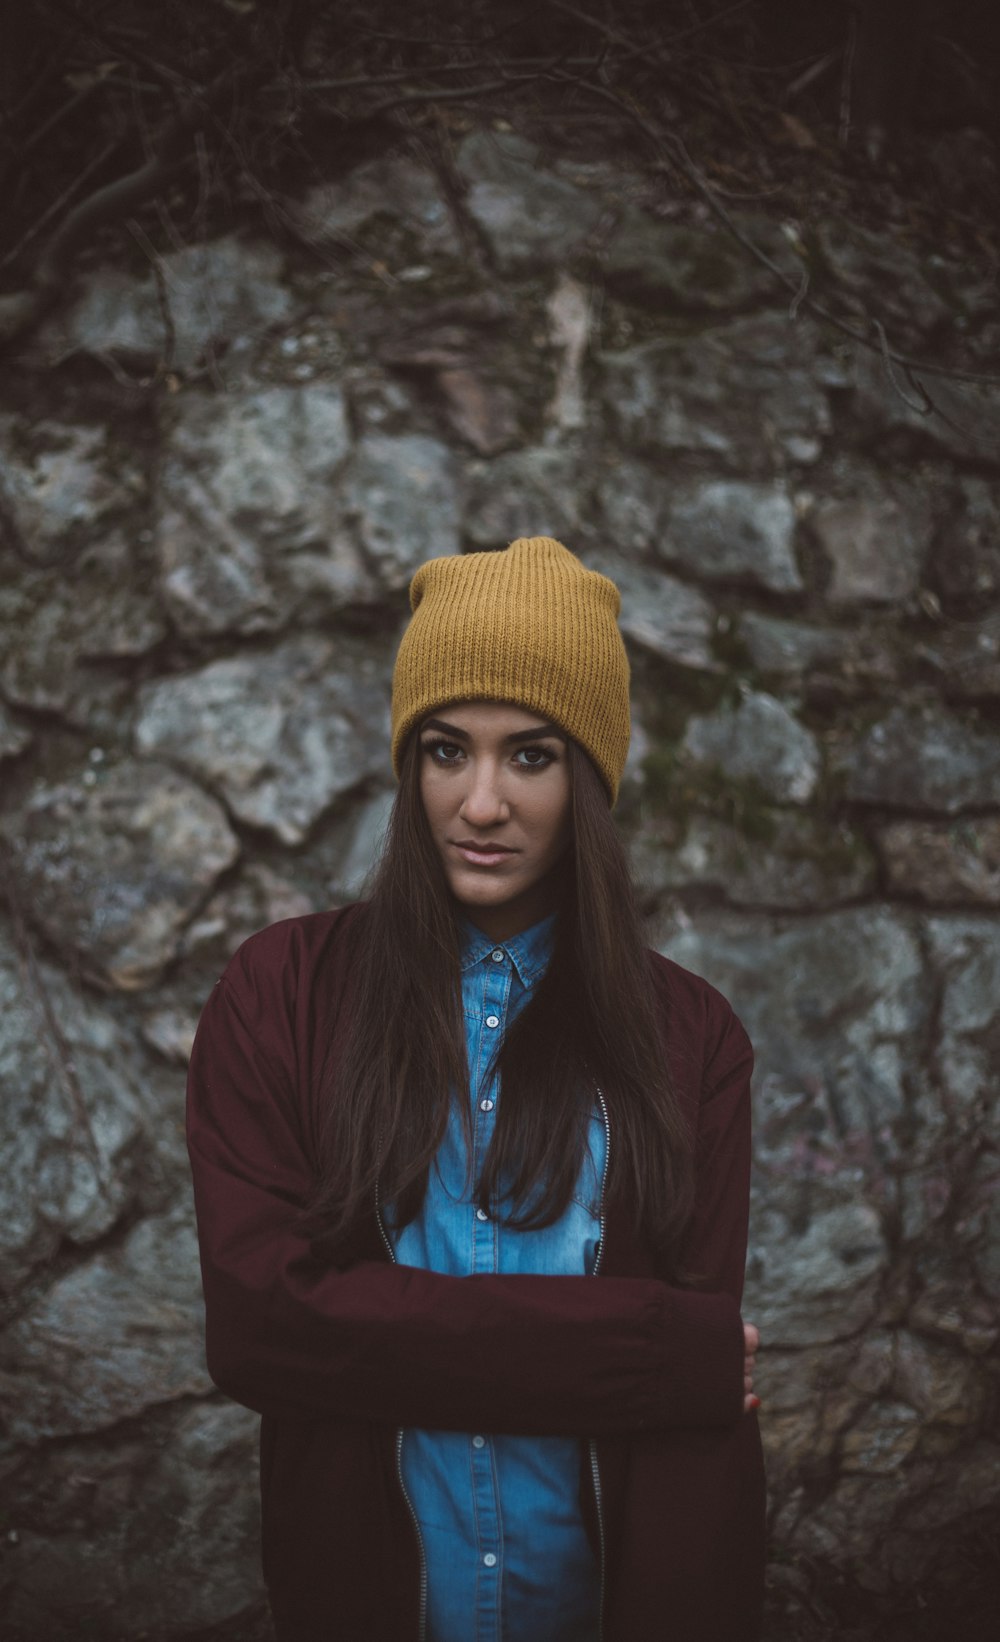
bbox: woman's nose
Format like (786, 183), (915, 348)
(459, 762), (509, 827)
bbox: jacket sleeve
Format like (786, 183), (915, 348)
(187, 954), (748, 1437)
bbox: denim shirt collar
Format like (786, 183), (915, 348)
(459, 912), (556, 989)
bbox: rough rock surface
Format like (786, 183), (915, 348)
(0, 1203), (210, 1441)
(633, 811), (876, 908)
(0, 703), (32, 761)
(41, 235), (295, 370)
(134, 633), (392, 843)
(600, 313), (834, 468)
(290, 154), (461, 262)
(663, 480), (802, 591)
(2, 116), (1000, 1640)
(4, 758), (239, 989)
(464, 444), (586, 547)
(682, 691), (821, 803)
(0, 928), (145, 1291)
(586, 553), (717, 671)
(811, 491), (931, 605)
(156, 386), (459, 635)
(456, 131), (603, 268)
(876, 816), (1000, 904)
(842, 706), (1000, 812)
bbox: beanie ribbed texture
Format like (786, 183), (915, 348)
(391, 536), (630, 802)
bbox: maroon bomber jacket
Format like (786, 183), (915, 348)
(186, 905), (766, 1641)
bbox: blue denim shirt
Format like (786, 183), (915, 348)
(388, 915), (606, 1642)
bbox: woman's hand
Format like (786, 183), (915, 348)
(743, 1321), (760, 1414)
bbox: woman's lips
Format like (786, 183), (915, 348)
(451, 840), (518, 867)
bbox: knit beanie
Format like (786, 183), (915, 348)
(390, 536), (631, 803)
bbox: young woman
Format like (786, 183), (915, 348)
(187, 535), (766, 1642)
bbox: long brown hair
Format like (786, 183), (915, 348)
(309, 732), (694, 1266)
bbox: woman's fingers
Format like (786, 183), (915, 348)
(743, 1320), (760, 1412)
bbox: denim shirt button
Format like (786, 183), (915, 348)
(476, 1208), (489, 1222)
(485, 1014), (500, 1028)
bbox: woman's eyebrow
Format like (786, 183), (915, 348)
(421, 717), (470, 739)
(419, 717), (565, 744)
(505, 724), (566, 745)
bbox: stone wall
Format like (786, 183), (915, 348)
(1, 126), (998, 1637)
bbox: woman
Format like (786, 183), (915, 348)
(187, 535), (766, 1642)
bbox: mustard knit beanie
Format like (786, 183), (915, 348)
(391, 536), (630, 803)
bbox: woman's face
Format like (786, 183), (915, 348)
(418, 701), (573, 942)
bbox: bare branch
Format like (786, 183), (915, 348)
(547, 66), (1000, 392)
(0, 56), (278, 352)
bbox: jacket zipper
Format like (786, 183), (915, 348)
(375, 1182), (429, 1642)
(590, 1088), (611, 1642)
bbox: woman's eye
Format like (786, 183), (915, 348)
(423, 739), (463, 764)
(514, 746), (555, 769)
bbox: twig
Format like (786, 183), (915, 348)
(839, 12), (857, 148)
(126, 216), (176, 373)
(873, 319), (932, 414)
(0, 57), (277, 352)
(784, 49), (841, 103)
(17, 79), (103, 163)
(0, 138), (120, 274)
(548, 66), (1000, 391)
(789, 267), (810, 321)
(661, 0), (756, 48)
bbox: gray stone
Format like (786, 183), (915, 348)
(923, 917), (1000, 1124)
(916, 615), (1000, 699)
(0, 1204), (209, 1440)
(291, 154), (461, 260)
(0, 418), (141, 551)
(877, 817), (1000, 905)
(329, 787), (395, 902)
(633, 811), (876, 908)
(456, 131), (603, 269)
(602, 210), (786, 313)
(842, 706), (1000, 813)
(0, 928), (145, 1291)
(0, 532), (166, 720)
(933, 478), (1000, 604)
(597, 458), (671, 553)
(0, 702), (32, 761)
(738, 611), (899, 684)
(2, 758), (239, 990)
(660, 907), (925, 1342)
(2, 1402), (263, 1638)
(814, 221), (952, 341)
(811, 494), (931, 604)
(338, 434), (462, 585)
(851, 348), (1000, 468)
(140, 1005), (200, 1065)
(43, 235), (295, 370)
(134, 633), (392, 844)
(663, 481), (802, 591)
(662, 904), (925, 1141)
(585, 553), (716, 671)
(682, 691), (820, 803)
(158, 391), (460, 636)
(464, 446), (587, 548)
(600, 312), (832, 468)
(180, 861), (316, 961)
(157, 384), (356, 636)
(892, 1330), (988, 1426)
